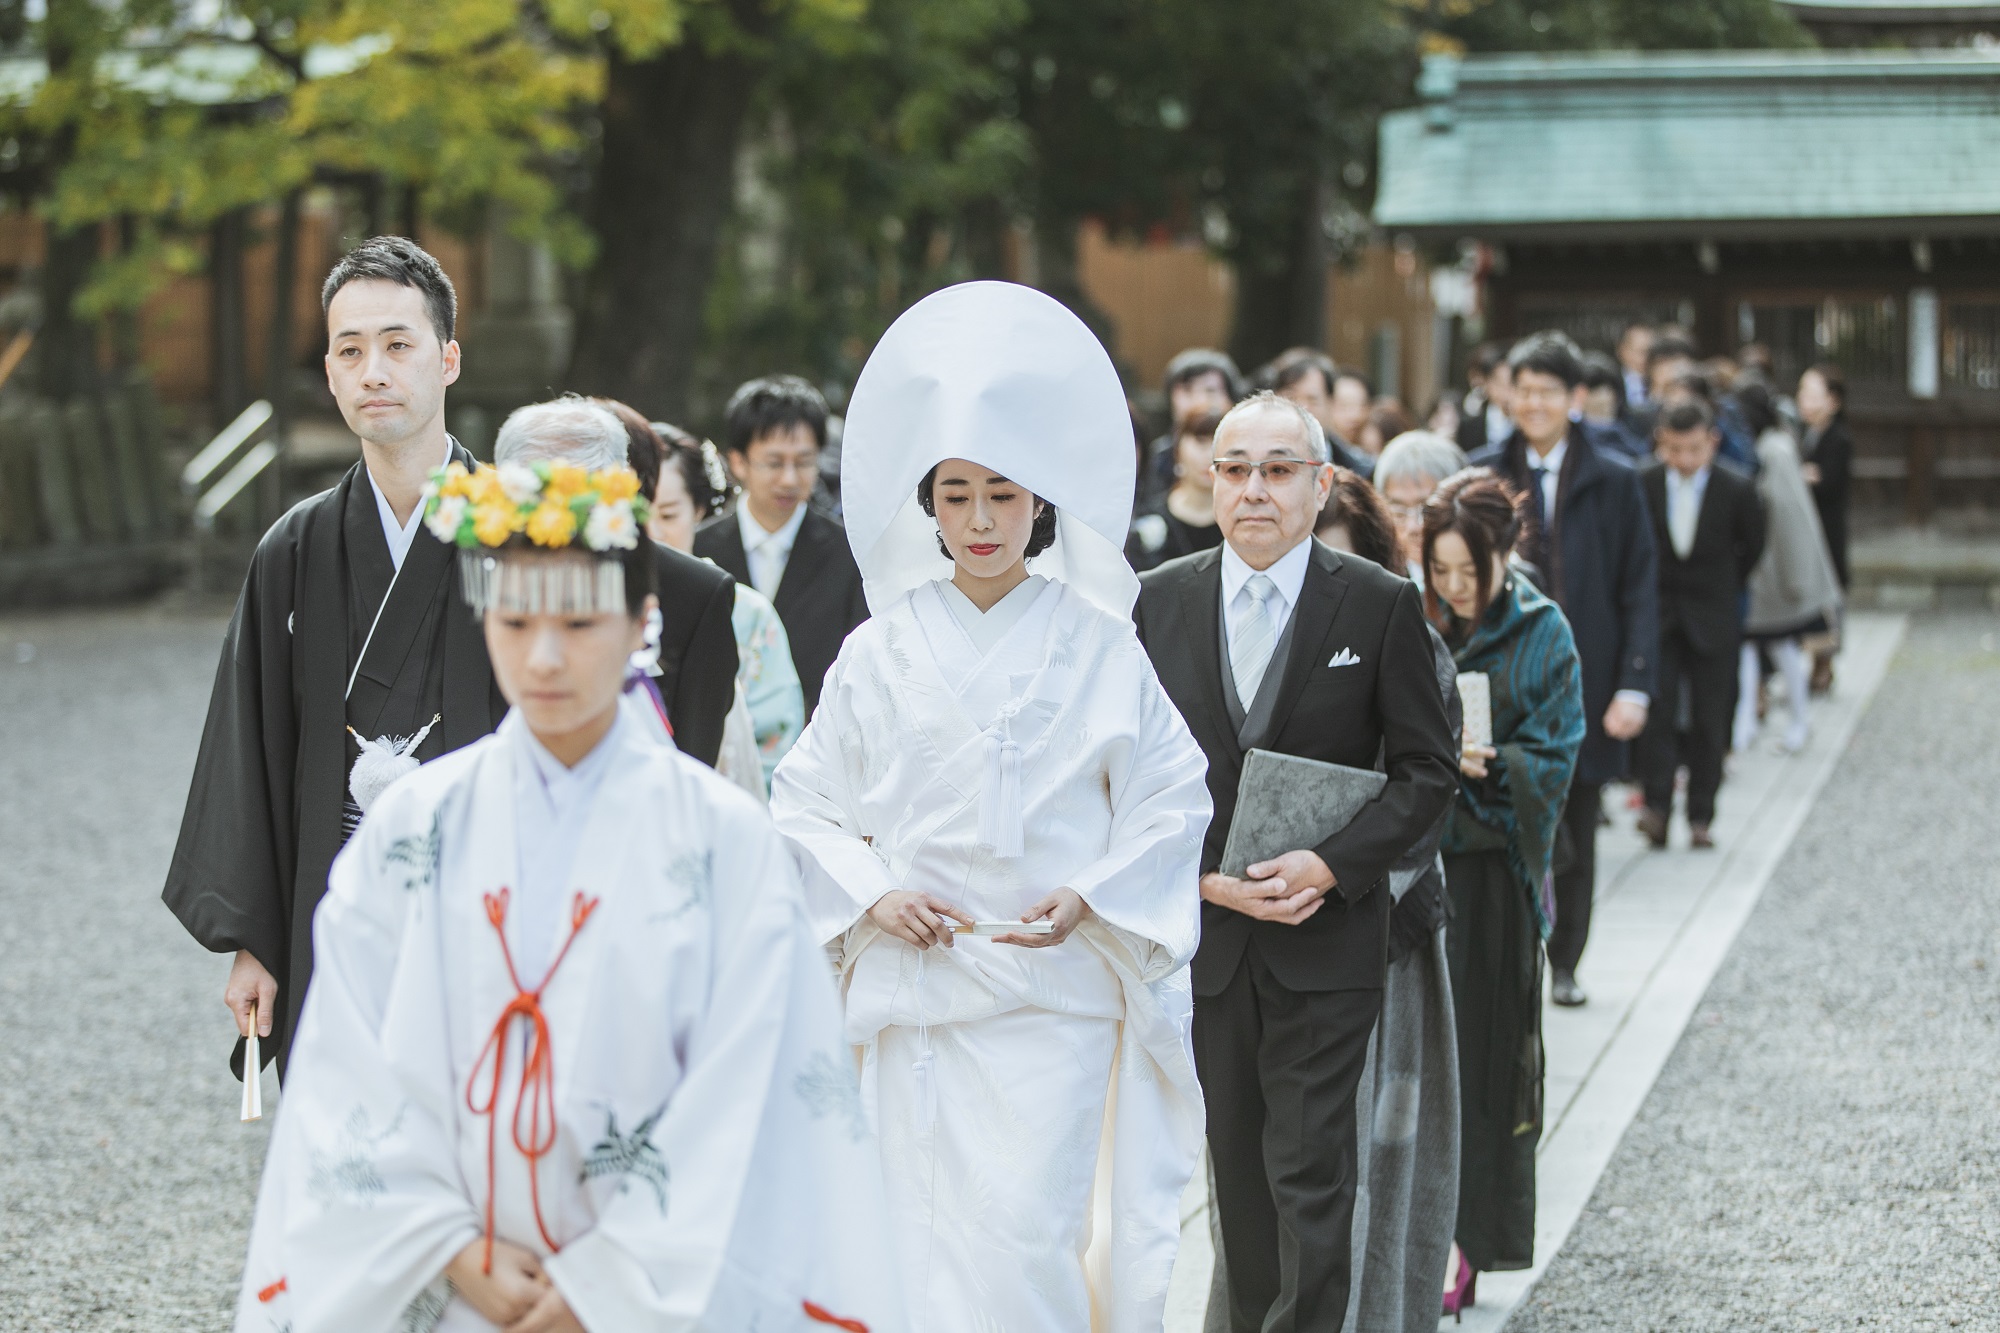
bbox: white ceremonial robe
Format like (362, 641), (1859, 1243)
(234, 711), (903, 1333)
(770, 577), (1213, 1332)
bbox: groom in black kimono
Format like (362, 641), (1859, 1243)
(1136, 394), (1456, 1331)
(165, 238), (502, 1075)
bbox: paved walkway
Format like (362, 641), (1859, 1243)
(1167, 612), (1916, 1331)
(1508, 612), (1997, 1331)
(0, 606), (260, 1331)
(3, 605), (1978, 1331)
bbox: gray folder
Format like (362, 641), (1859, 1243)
(1220, 749), (1388, 878)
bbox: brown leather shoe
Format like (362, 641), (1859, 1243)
(1636, 806), (1669, 848)
(1689, 823), (1715, 850)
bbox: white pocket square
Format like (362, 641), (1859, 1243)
(1327, 647), (1361, 668)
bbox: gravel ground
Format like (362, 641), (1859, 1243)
(0, 604), (258, 1331)
(1508, 612), (2000, 1332)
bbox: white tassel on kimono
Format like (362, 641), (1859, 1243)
(346, 714), (440, 815)
(978, 731), (1025, 858)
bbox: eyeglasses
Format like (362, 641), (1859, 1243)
(1210, 458), (1322, 487)
(747, 455), (816, 478)
(1386, 501), (1424, 523)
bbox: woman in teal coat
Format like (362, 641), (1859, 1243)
(1424, 469), (1586, 1314)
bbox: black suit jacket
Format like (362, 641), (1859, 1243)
(1135, 541), (1457, 996)
(693, 507), (868, 717)
(1641, 462), (1766, 659)
(650, 544), (739, 768)
(1472, 425), (1659, 785)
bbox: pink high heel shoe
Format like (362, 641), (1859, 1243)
(1442, 1250), (1477, 1321)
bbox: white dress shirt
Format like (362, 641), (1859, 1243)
(367, 439), (453, 572)
(1624, 369), (1649, 408)
(737, 501), (809, 598)
(1484, 402), (1512, 449)
(1526, 437), (1566, 525)
(1220, 536), (1312, 655)
(1664, 465), (1711, 560)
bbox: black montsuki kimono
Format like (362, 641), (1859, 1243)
(163, 443), (505, 1075)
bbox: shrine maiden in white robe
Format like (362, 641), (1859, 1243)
(234, 709), (903, 1333)
(771, 575), (1212, 1331)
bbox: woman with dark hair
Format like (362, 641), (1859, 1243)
(1126, 410), (1226, 570)
(1795, 362), (1851, 693)
(1424, 470), (1585, 1318)
(1315, 465), (1402, 570)
(770, 283), (1212, 1329)
(1316, 463), (1467, 1332)
(599, 400), (804, 795)
(1734, 383), (1843, 752)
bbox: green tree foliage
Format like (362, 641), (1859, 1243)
(5, 0), (1809, 414)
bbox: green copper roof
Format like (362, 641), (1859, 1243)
(1781, 0), (2000, 20)
(1375, 50), (2000, 241)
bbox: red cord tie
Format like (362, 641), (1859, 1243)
(465, 887), (600, 1273)
(803, 1300), (870, 1331)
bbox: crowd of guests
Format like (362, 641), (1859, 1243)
(1108, 322), (1851, 1321)
(646, 320), (1850, 1325)
(586, 321), (1853, 1327)
(184, 236), (1860, 1333)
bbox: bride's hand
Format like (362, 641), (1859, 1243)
(867, 890), (974, 950)
(995, 888), (1090, 948)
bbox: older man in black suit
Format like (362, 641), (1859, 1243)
(1637, 394), (1765, 849)
(1135, 393), (1457, 1333)
(694, 374), (868, 716)
(1471, 331), (1659, 1008)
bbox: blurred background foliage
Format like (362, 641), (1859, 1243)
(0, 0), (1805, 422)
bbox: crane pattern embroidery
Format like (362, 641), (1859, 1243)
(647, 851), (711, 925)
(382, 811), (442, 894)
(306, 1104), (407, 1207)
(580, 1106), (670, 1213)
(397, 1280), (451, 1333)
(794, 1051), (869, 1143)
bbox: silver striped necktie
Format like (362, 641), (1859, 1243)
(1231, 573), (1280, 712)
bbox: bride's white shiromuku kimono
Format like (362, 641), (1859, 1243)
(234, 710), (903, 1333)
(771, 574), (1212, 1331)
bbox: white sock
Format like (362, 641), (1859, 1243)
(1734, 642), (1762, 752)
(1774, 638), (1811, 748)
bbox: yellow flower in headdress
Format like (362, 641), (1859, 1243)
(594, 468), (641, 504)
(526, 500), (578, 548)
(436, 462), (473, 499)
(473, 502), (518, 547)
(543, 463), (589, 504)
(468, 468), (509, 508)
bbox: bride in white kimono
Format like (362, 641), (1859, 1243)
(769, 282), (1213, 1332)
(235, 455), (902, 1333)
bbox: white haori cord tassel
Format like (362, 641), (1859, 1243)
(347, 714), (442, 815)
(977, 703), (1027, 859)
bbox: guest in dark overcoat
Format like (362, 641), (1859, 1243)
(1469, 332), (1658, 1008)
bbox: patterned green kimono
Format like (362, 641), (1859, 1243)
(1439, 573), (1584, 1273)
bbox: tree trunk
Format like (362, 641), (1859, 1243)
(1228, 164), (1329, 371)
(37, 220), (98, 402)
(565, 11), (771, 421)
(266, 191), (302, 434)
(210, 208), (249, 427)
(36, 0), (96, 403)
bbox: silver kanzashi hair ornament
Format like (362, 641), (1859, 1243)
(458, 552), (628, 615)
